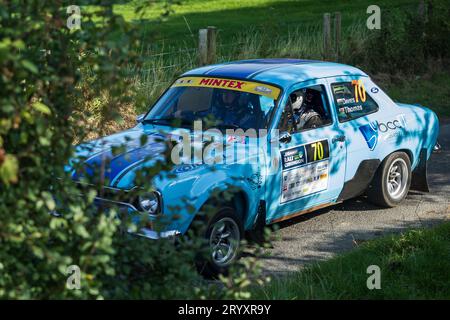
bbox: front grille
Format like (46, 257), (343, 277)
(74, 182), (162, 215)
(74, 181), (138, 205)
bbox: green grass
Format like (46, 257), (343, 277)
(254, 222), (450, 299)
(112, 0), (419, 46)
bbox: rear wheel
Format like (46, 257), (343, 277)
(367, 152), (411, 207)
(197, 207), (243, 278)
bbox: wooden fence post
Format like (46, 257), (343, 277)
(323, 13), (332, 60)
(198, 28), (208, 66)
(199, 26), (217, 66)
(418, 0), (426, 21)
(334, 12), (341, 61)
(206, 26), (217, 64)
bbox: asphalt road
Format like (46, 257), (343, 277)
(261, 123), (450, 274)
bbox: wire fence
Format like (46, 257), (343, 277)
(138, 19), (324, 62)
(128, 24), (318, 103)
(128, 16), (363, 104)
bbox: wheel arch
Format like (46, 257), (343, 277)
(187, 185), (253, 233)
(203, 189), (249, 222)
(337, 148), (415, 202)
(395, 148), (414, 167)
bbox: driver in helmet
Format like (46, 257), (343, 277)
(214, 89), (254, 128)
(215, 89), (239, 124)
(291, 89), (322, 131)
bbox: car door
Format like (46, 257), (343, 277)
(325, 76), (390, 193)
(265, 79), (347, 223)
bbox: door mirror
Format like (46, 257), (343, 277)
(279, 131), (292, 143)
(136, 114), (145, 123)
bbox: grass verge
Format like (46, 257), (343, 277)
(253, 222), (450, 299)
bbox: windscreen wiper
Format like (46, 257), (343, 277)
(142, 117), (192, 127)
(213, 123), (240, 130)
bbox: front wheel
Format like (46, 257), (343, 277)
(197, 207), (243, 278)
(367, 152), (411, 207)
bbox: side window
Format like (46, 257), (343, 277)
(331, 81), (379, 122)
(278, 85), (333, 133)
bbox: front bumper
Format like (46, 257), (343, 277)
(133, 228), (181, 240)
(94, 197), (180, 240)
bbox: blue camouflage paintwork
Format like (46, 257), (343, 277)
(67, 59), (440, 235)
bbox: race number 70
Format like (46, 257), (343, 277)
(310, 141), (324, 161)
(305, 140), (329, 163)
(352, 79), (367, 103)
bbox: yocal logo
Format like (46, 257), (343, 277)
(359, 121), (379, 151)
(359, 115), (406, 151)
(377, 119), (404, 133)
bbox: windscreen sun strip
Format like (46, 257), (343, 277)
(172, 76), (281, 100)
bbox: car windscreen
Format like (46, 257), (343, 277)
(144, 77), (281, 130)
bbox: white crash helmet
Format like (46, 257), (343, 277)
(290, 92), (304, 112)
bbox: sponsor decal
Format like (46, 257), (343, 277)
(281, 139), (329, 170)
(198, 78), (245, 89)
(377, 118), (405, 133)
(359, 115), (407, 151)
(172, 76), (281, 99)
(280, 140), (330, 203)
(281, 146), (306, 170)
(359, 121), (379, 151)
(281, 160), (329, 203)
(254, 86), (273, 94)
(371, 87), (379, 93)
(174, 78), (193, 85)
(226, 134), (246, 144)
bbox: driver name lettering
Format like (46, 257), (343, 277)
(199, 78), (245, 89)
(339, 105), (363, 114)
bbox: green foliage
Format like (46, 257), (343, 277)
(0, 1), (267, 299)
(379, 70), (450, 117)
(254, 222), (450, 299)
(364, 1), (450, 75)
(423, 0), (450, 59)
(0, 0), (139, 299)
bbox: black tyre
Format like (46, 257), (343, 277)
(197, 206), (243, 278)
(367, 152), (411, 207)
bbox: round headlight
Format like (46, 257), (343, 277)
(138, 192), (160, 215)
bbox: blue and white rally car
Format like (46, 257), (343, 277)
(68, 59), (439, 275)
